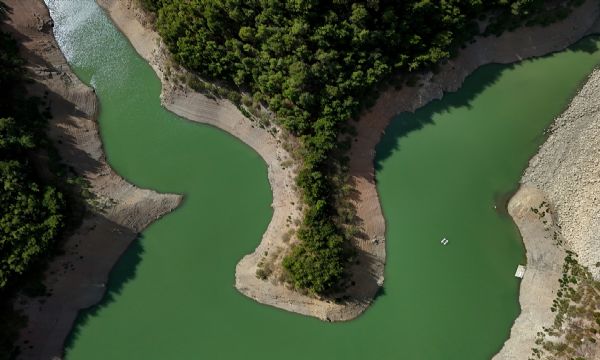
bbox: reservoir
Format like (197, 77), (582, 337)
(46, 0), (600, 359)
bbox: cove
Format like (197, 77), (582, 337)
(46, 0), (600, 359)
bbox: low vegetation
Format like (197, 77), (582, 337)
(140, 0), (585, 294)
(530, 251), (600, 360)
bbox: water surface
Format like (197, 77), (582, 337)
(46, 1), (600, 359)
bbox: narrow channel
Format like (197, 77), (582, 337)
(46, 0), (600, 359)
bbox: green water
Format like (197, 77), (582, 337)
(46, 0), (600, 359)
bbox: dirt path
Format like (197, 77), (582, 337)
(1, 1), (181, 359)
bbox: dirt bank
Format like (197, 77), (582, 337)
(1, 1), (181, 359)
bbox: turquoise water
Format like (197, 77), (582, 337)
(46, 0), (600, 359)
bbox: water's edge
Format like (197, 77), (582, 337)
(349, 0), (600, 358)
(7, 0), (599, 358)
(94, 0), (377, 321)
(2, 1), (181, 359)
(98, 0), (600, 327)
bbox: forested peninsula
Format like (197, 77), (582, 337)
(140, 0), (584, 294)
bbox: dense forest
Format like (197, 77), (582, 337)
(141, 0), (584, 294)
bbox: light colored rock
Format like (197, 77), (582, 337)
(523, 68), (600, 280)
(493, 187), (565, 360)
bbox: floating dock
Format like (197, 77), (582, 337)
(514, 265), (526, 278)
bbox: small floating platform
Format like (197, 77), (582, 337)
(515, 265), (526, 278)
(440, 238), (449, 245)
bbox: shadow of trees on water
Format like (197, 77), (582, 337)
(374, 35), (599, 173)
(64, 235), (146, 353)
(374, 63), (507, 172)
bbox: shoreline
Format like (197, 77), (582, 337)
(99, 0), (600, 325)
(349, 0), (600, 321)
(494, 67), (600, 360)
(346, 0), (600, 357)
(493, 186), (567, 359)
(4, 0), (599, 357)
(95, 0), (378, 321)
(522, 67), (600, 280)
(1, 1), (182, 359)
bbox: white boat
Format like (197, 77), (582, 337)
(441, 238), (449, 245)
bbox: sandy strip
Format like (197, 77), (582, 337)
(1, 1), (182, 359)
